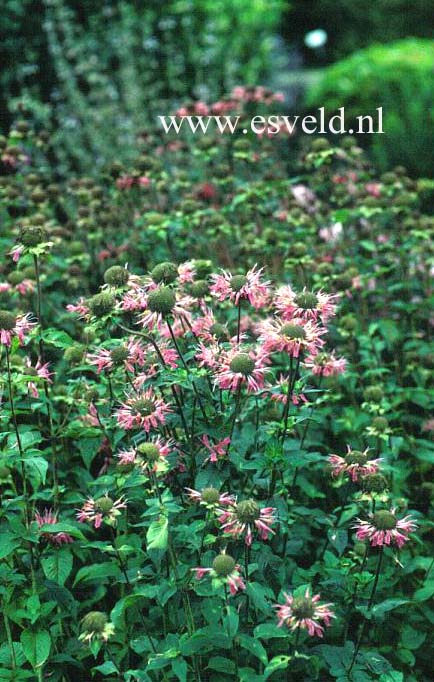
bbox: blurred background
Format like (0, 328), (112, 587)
(1, 0), (433, 175)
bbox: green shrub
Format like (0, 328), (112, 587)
(305, 39), (434, 176)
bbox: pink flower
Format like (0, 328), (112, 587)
(274, 286), (337, 324)
(178, 261), (196, 284)
(192, 554), (246, 595)
(259, 317), (325, 358)
(354, 508), (417, 548)
(185, 487), (235, 509)
(201, 434), (231, 463)
(16, 279), (35, 296)
(274, 588), (335, 637)
(214, 346), (269, 393)
(35, 509), (73, 546)
(269, 376), (308, 406)
(87, 338), (145, 374)
(328, 446), (381, 482)
(191, 308), (229, 343)
(138, 290), (192, 331)
(77, 495), (127, 529)
(115, 389), (171, 432)
(66, 298), (90, 319)
(304, 352), (347, 377)
(319, 222), (343, 244)
(217, 499), (277, 546)
(210, 266), (270, 309)
(0, 311), (36, 347)
(9, 245), (25, 262)
(117, 437), (173, 472)
(24, 357), (53, 397)
(195, 342), (220, 369)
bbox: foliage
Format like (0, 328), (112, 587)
(305, 39), (434, 177)
(0, 99), (433, 682)
(1, 0), (283, 171)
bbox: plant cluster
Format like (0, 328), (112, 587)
(0, 101), (433, 682)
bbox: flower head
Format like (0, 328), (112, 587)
(274, 286), (337, 324)
(218, 499), (277, 546)
(274, 588), (335, 637)
(354, 508), (417, 548)
(77, 495), (127, 528)
(117, 437), (173, 473)
(193, 554), (246, 595)
(115, 389), (171, 432)
(201, 434), (231, 463)
(259, 317), (325, 358)
(79, 611), (115, 643)
(210, 266), (270, 309)
(304, 351), (347, 377)
(214, 346), (269, 393)
(0, 311), (36, 347)
(24, 357), (53, 398)
(328, 446), (382, 482)
(87, 338), (145, 374)
(35, 509), (73, 546)
(185, 487), (235, 509)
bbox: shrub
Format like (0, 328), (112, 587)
(305, 39), (434, 176)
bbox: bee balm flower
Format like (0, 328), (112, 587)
(274, 588), (335, 637)
(210, 266), (270, 309)
(328, 446), (381, 482)
(77, 495), (127, 528)
(0, 310), (36, 347)
(218, 499), (277, 546)
(354, 508), (417, 548)
(193, 554), (246, 595)
(115, 389), (171, 432)
(215, 347), (269, 392)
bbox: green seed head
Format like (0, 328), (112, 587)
(64, 344), (85, 364)
(110, 346), (129, 364)
(292, 242), (308, 257)
(361, 473), (388, 494)
(230, 275), (247, 292)
(345, 450), (368, 466)
(103, 265), (129, 287)
(193, 260), (212, 279)
(189, 280), (209, 298)
(229, 353), (255, 375)
(353, 542), (367, 557)
(280, 323), (306, 340)
(363, 385), (384, 403)
(291, 596), (315, 619)
(200, 487), (220, 505)
(212, 554), (236, 577)
(209, 323), (228, 342)
(133, 399), (155, 416)
(0, 310), (16, 331)
(151, 262), (178, 285)
(89, 292), (115, 317)
(96, 496), (114, 513)
(19, 225), (47, 247)
(373, 510), (397, 530)
(81, 611), (108, 633)
(295, 291), (318, 309)
(137, 442), (160, 462)
(236, 499), (260, 523)
(371, 417), (389, 432)
(147, 287), (176, 315)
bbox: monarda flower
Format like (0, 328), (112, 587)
(214, 347), (269, 393)
(328, 446), (381, 482)
(185, 487), (235, 509)
(138, 287), (191, 330)
(218, 499), (277, 546)
(354, 508), (418, 548)
(24, 357), (53, 398)
(193, 554), (246, 596)
(259, 317), (325, 358)
(304, 352), (347, 377)
(274, 286), (337, 324)
(78, 611), (115, 643)
(274, 588), (335, 637)
(210, 266), (270, 309)
(201, 434), (231, 463)
(115, 389), (171, 432)
(117, 438), (173, 473)
(0, 310), (36, 347)
(77, 495), (127, 528)
(35, 509), (73, 546)
(87, 338), (145, 374)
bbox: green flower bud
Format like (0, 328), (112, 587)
(104, 266), (129, 287)
(19, 225), (47, 247)
(212, 554), (236, 577)
(147, 287), (176, 315)
(0, 310), (16, 331)
(151, 262), (178, 285)
(372, 510), (397, 530)
(89, 292), (115, 317)
(236, 499), (260, 523)
(229, 353), (255, 375)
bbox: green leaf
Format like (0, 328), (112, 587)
(264, 655), (291, 679)
(20, 630), (51, 669)
(147, 516), (168, 550)
(208, 656), (236, 674)
(254, 623), (287, 640)
(41, 550), (73, 586)
(73, 561), (119, 586)
(24, 457), (48, 487)
(42, 328), (74, 349)
(94, 661), (119, 674)
(39, 522), (86, 541)
(371, 598), (409, 618)
(0, 529), (20, 559)
(171, 658), (187, 682)
(400, 625), (426, 650)
(237, 633), (268, 664)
